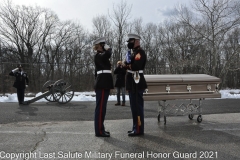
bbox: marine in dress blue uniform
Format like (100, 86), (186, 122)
(93, 37), (114, 137)
(124, 33), (147, 136)
(9, 64), (29, 105)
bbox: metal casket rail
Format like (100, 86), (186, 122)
(143, 74), (221, 124)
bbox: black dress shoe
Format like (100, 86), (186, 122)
(95, 132), (110, 137)
(105, 131), (110, 135)
(128, 131), (144, 137)
(128, 130), (133, 133)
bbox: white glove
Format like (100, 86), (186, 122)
(12, 68), (19, 72)
(104, 44), (110, 50)
(26, 85), (28, 88)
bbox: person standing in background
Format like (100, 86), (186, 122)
(114, 61), (126, 106)
(9, 64), (29, 105)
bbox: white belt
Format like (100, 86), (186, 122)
(127, 70), (143, 74)
(97, 70), (111, 74)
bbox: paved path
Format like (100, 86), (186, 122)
(0, 112), (240, 160)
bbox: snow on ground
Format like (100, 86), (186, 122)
(0, 90), (239, 103)
(0, 91), (129, 102)
(219, 89), (240, 99)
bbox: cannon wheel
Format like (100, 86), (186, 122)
(164, 116), (166, 125)
(188, 114), (194, 120)
(157, 114), (160, 122)
(42, 80), (56, 102)
(52, 79), (74, 104)
(197, 115), (202, 123)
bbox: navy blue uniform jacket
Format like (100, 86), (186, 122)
(9, 71), (29, 89)
(94, 49), (114, 90)
(126, 48), (147, 91)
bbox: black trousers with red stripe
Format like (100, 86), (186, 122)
(128, 90), (144, 134)
(94, 89), (110, 135)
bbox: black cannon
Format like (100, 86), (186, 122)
(23, 79), (74, 105)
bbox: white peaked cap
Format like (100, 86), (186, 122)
(93, 37), (106, 45)
(127, 33), (141, 42)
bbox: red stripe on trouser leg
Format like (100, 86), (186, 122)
(137, 117), (140, 133)
(137, 101), (140, 133)
(99, 90), (104, 134)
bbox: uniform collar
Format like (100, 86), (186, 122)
(133, 46), (141, 51)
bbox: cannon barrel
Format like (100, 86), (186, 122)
(23, 79), (74, 105)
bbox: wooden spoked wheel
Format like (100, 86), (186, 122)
(52, 79), (74, 104)
(41, 80), (56, 102)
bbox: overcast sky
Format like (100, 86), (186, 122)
(0, 0), (192, 31)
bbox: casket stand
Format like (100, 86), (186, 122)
(143, 74), (221, 124)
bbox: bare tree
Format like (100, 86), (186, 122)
(43, 20), (75, 80)
(141, 23), (159, 73)
(109, 0), (132, 63)
(218, 28), (240, 87)
(92, 15), (112, 37)
(64, 22), (94, 90)
(0, 0), (59, 91)
(128, 18), (143, 35)
(0, 1), (58, 62)
(176, 0), (240, 76)
(92, 15), (114, 51)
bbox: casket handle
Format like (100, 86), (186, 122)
(187, 85), (191, 92)
(207, 84), (211, 91)
(215, 84), (219, 91)
(145, 89), (148, 94)
(166, 85), (170, 93)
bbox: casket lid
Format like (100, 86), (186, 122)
(144, 74), (221, 83)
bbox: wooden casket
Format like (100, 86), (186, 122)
(143, 74), (221, 124)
